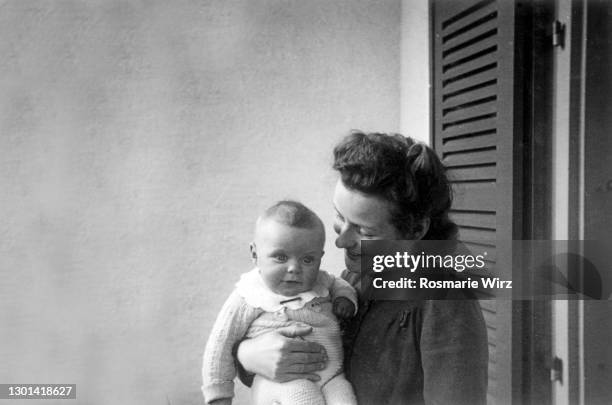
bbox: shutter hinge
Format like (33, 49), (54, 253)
(550, 356), (563, 383)
(552, 20), (566, 48)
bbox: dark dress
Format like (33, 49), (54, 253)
(343, 295), (488, 405)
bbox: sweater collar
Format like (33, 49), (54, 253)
(236, 268), (329, 312)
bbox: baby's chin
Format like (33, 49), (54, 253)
(274, 282), (313, 297)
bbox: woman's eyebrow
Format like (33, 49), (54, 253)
(333, 205), (378, 231)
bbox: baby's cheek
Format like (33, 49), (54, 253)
(301, 268), (318, 287)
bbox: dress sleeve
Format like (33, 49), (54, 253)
(202, 290), (261, 404)
(320, 270), (358, 314)
(419, 299), (488, 405)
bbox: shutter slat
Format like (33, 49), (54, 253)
(447, 164), (497, 181)
(442, 132), (497, 154)
(443, 65), (497, 93)
(441, 0), (497, 33)
(452, 182), (497, 211)
(443, 97), (497, 123)
(443, 82), (498, 109)
(442, 119), (497, 139)
(442, 36), (498, 68)
(482, 309), (498, 330)
(443, 148), (497, 166)
(443, 114), (497, 133)
(458, 226), (497, 243)
(450, 211), (496, 229)
(442, 53), (497, 85)
(480, 299), (497, 313)
(464, 242), (497, 261)
(443, 16), (498, 54)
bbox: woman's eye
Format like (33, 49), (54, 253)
(360, 230), (376, 238)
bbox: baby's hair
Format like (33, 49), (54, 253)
(333, 130), (457, 240)
(259, 200), (325, 233)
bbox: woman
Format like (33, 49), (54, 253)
(236, 131), (488, 405)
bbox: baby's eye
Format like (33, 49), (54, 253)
(302, 256), (315, 264)
(274, 254), (288, 262)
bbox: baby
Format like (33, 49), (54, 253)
(202, 200), (358, 405)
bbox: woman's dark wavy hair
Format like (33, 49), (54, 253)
(332, 131), (457, 240)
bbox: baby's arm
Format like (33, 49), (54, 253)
(333, 296), (356, 319)
(319, 270), (358, 318)
(202, 291), (261, 404)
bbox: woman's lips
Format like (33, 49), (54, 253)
(345, 250), (361, 260)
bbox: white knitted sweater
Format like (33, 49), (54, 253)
(202, 268), (357, 404)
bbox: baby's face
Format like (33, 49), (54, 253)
(252, 220), (324, 297)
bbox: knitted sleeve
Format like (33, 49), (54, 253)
(202, 290), (262, 404)
(319, 270), (358, 314)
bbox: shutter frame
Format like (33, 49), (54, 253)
(431, 1), (524, 403)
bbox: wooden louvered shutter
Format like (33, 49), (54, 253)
(431, 0), (524, 404)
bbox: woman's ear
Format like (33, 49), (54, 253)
(249, 242), (257, 263)
(413, 217), (431, 240)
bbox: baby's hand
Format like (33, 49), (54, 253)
(333, 297), (355, 319)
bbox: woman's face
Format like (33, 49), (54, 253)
(332, 179), (405, 272)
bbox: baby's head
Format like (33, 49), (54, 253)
(250, 200), (325, 297)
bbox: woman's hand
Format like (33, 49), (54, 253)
(209, 399), (231, 405)
(236, 324), (328, 382)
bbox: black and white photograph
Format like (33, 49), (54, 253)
(1, 1), (611, 404)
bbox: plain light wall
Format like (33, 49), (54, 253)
(0, 1), (401, 404)
(400, 0), (430, 144)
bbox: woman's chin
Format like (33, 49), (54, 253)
(344, 255), (361, 272)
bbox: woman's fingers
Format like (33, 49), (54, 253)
(284, 359), (326, 373)
(275, 343), (327, 381)
(276, 324), (328, 362)
(276, 324), (313, 339)
(236, 326), (328, 383)
(279, 372), (322, 383)
(285, 338), (327, 355)
(285, 351), (325, 364)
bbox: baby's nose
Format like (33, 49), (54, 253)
(286, 260), (301, 273)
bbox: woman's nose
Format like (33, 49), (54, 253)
(335, 226), (357, 249)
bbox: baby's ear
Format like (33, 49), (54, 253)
(249, 242), (257, 263)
